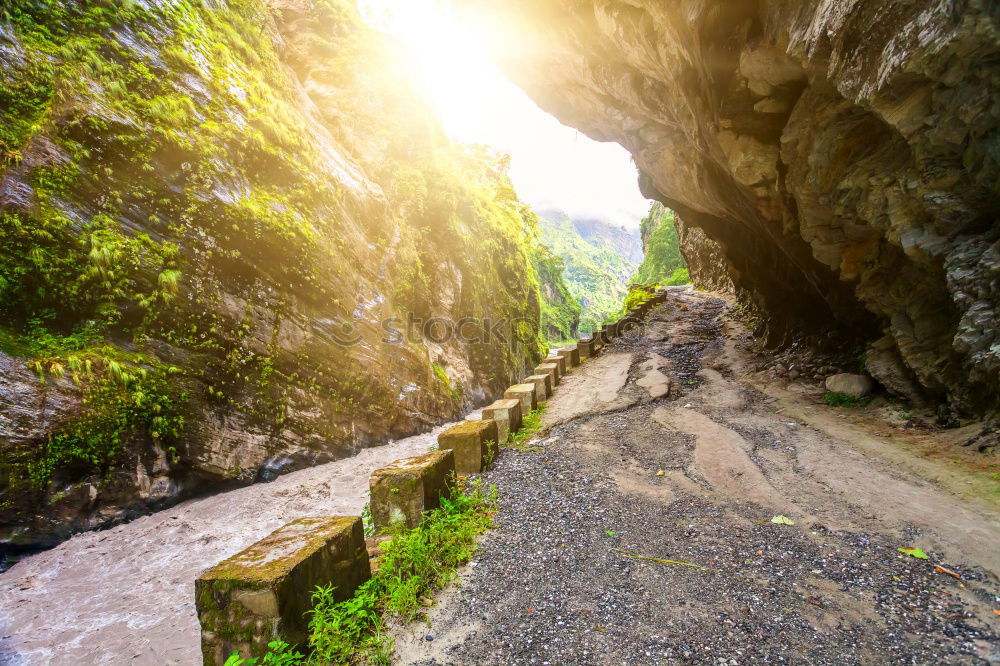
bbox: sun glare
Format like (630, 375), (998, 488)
(358, 0), (652, 228)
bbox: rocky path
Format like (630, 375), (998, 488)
(0, 419), (481, 665)
(391, 287), (1000, 665)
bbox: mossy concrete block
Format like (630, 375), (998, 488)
(504, 384), (538, 411)
(369, 450), (454, 531)
(437, 419), (498, 475)
(535, 362), (561, 387)
(523, 374), (551, 401)
(482, 398), (523, 442)
(196, 516), (369, 664)
(545, 354), (567, 376)
(557, 346), (579, 369)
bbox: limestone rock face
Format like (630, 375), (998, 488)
(675, 217), (735, 295)
(461, 0), (1000, 416)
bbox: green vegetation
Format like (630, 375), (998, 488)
(824, 391), (871, 408)
(535, 212), (637, 336)
(0, 0), (551, 517)
(633, 203), (688, 286)
(23, 352), (186, 490)
(622, 285), (655, 313)
(509, 405), (546, 450)
(529, 243), (581, 342)
(236, 480), (497, 665)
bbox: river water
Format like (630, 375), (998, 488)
(0, 414), (479, 665)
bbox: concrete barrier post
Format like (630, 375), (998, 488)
(482, 397), (523, 442)
(196, 516), (370, 664)
(504, 384), (538, 411)
(523, 374), (551, 401)
(545, 354), (567, 376)
(437, 420), (499, 475)
(577, 338), (595, 359)
(558, 346), (579, 369)
(535, 362), (560, 387)
(369, 450), (455, 531)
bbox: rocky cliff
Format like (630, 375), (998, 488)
(460, 0), (1000, 418)
(0, 0), (546, 550)
(633, 202), (690, 287)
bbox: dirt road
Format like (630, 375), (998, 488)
(392, 287), (1000, 664)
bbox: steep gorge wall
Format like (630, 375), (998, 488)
(0, 0), (545, 549)
(460, 0), (1000, 417)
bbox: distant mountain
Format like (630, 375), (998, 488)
(535, 210), (640, 334)
(568, 216), (644, 264)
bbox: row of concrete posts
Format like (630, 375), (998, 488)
(195, 291), (667, 663)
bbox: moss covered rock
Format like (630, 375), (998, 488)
(437, 420), (498, 475)
(369, 450), (454, 531)
(195, 515), (369, 664)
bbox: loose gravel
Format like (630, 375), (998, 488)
(391, 289), (1000, 665)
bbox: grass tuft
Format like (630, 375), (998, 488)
(509, 405), (546, 450)
(823, 391), (871, 408)
(231, 480), (497, 665)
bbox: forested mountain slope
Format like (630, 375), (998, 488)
(536, 209), (637, 333)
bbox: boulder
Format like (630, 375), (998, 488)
(196, 516), (369, 664)
(825, 373), (875, 398)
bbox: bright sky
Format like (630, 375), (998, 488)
(357, 0), (652, 228)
